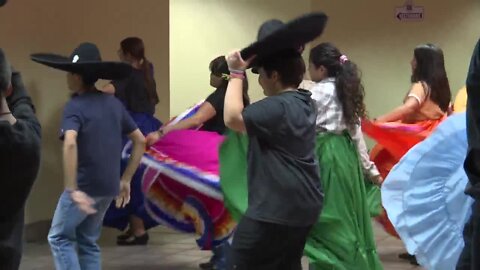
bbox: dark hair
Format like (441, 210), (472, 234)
(209, 56), (250, 104)
(411, 44), (451, 112)
(260, 49), (305, 88)
(0, 49), (12, 112)
(121, 37), (158, 105)
(309, 42), (366, 127)
(80, 72), (98, 87)
(209, 56), (230, 89)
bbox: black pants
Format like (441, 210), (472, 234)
(0, 209), (25, 270)
(457, 201), (480, 270)
(228, 216), (312, 270)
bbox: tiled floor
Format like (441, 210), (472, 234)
(20, 223), (424, 270)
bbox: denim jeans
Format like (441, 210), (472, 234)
(48, 191), (113, 270)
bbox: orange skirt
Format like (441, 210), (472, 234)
(362, 117), (446, 238)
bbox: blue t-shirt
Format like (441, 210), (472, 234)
(60, 90), (137, 197)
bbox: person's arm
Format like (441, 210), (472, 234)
(63, 131), (96, 214)
(7, 70), (41, 137)
(63, 130), (78, 191)
(60, 103), (82, 190)
(224, 51), (254, 132)
(121, 129), (146, 182)
(467, 39), (480, 105)
(59, 103), (96, 214)
(162, 102), (217, 134)
(101, 83), (116, 94)
(375, 82), (424, 123)
(0, 70), (42, 220)
(144, 102), (216, 146)
(116, 109), (146, 208)
(224, 77), (246, 132)
(464, 39), (480, 194)
(349, 125), (382, 185)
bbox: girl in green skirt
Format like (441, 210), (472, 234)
(305, 42), (383, 270)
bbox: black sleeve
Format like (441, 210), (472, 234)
(205, 89), (225, 113)
(464, 38), (480, 197)
(467, 39), (480, 144)
(121, 106), (138, 135)
(242, 97), (284, 139)
(0, 70), (41, 221)
(467, 39), (480, 98)
(112, 77), (129, 101)
(7, 71), (41, 138)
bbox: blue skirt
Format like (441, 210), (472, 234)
(382, 112), (474, 270)
(103, 111), (162, 231)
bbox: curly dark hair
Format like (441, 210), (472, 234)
(309, 43), (366, 128)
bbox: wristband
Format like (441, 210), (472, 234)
(229, 68), (245, 74)
(230, 73), (245, 80)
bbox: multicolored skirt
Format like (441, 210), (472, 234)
(123, 102), (236, 250)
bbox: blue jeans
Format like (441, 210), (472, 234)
(48, 191), (113, 270)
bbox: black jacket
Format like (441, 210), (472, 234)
(0, 70), (41, 238)
(464, 38), (480, 198)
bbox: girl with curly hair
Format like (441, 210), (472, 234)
(305, 42), (383, 270)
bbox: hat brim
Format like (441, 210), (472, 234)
(242, 12), (328, 71)
(31, 53), (132, 80)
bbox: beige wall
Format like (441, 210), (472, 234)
(171, 0), (480, 117)
(169, 0), (311, 116)
(310, 0), (480, 118)
(2, 0), (479, 224)
(0, 0), (169, 223)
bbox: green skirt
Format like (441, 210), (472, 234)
(305, 133), (382, 270)
(219, 130), (382, 270)
(219, 130), (249, 221)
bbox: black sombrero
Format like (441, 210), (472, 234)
(242, 13), (328, 73)
(31, 42), (132, 80)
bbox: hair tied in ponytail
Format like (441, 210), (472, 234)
(339, 55), (349, 64)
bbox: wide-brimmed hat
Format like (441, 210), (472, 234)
(242, 12), (328, 73)
(31, 42), (132, 80)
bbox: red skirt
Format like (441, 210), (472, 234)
(362, 117), (446, 238)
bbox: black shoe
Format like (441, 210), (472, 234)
(116, 230), (132, 241)
(117, 233), (149, 246)
(409, 256), (420, 266)
(199, 261), (214, 270)
(398, 252), (415, 261)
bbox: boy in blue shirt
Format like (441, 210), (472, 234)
(32, 43), (146, 270)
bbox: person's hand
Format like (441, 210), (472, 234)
(371, 175), (384, 186)
(146, 131), (161, 147)
(115, 178), (131, 208)
(225, 51), (255, 72)
(146, 126), (171, 147)
(70, 190), (97, 214)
